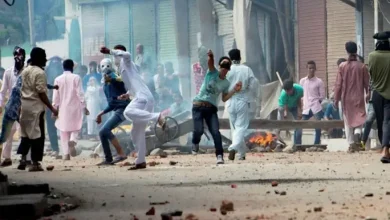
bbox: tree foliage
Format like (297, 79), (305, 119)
(0, 0), (64, 46)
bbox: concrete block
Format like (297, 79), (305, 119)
(0, 193), (48, 219)
(8, 184), (50, 195)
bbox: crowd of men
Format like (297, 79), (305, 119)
(0, 30), (388, 171)
(277, 32), (390, 163)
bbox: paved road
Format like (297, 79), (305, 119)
(2, 151), (390, 220)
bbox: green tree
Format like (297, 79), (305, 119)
(0, 0), (29, 45)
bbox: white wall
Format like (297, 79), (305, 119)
(0, 38), (69, 68)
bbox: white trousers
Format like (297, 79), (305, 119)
(1, 122), (18, 159)
(60, 130), (79, 156)
(123, 97), (159, 164)
(227, 98), (250, 157)
(344, 119), (362, 144)
(87, 118), (98, 135)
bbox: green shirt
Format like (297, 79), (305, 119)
(278, 84), (304, 108)
(193, 69), (230, 107)
(368, 50), (390, 99)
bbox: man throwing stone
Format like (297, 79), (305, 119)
(100, 45), (165, 170)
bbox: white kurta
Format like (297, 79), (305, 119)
(111, 49), (160, 164)
(226, 63), (258, 157)
(85, 85), (101, 135)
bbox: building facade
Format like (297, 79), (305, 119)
(297, 0), (390, 95)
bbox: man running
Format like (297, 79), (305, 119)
(100, 45), (165, 170)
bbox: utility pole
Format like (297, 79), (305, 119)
(28, 0), (35, 46)
(355, 0), (363, 57)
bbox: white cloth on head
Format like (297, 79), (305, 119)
(100, 58), (114, 75)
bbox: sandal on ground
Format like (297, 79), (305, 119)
(0, 159), (12, 167)
(381, 157), (390, 164)
(128, 162), (147, 170)
(28, 164), (44, 172)
(112, 156), (128, 164)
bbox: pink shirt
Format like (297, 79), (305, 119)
(0, 66), (19, 106)
(299, 76), (325, 115)
(53, 71), (86, 132)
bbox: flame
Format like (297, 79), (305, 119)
(249, 132), (275, 146)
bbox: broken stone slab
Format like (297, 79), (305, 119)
(150, 148), (164, 156)
(8, 184), (50, 195)
(0, 171), (8, 182)
(0, 182), (8, 196)
(0, 193), (48, 219)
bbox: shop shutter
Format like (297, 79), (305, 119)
(130, 0), (157, 68)
(106, 0), (130, 50)
(80, 3), (105, 64)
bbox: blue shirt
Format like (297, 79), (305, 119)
(193, 69), (230, 107)
(102, 72), (130, 114)
(4, 77), (58, 121)
(4, 76), (22, 121)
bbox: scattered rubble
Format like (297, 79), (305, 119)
(160, 210), (183, 220)
(160, 151), (168, 158)
(46, 166), (55, 171)
(119, 162), (132, 167)
(169, 161), (178, 166)
(148, 161), (161, 167)
(185, 213), (199, 220)
(365, 193), (374, 197)
(220, 200), (234, 214)
(150, 201), (169, 205)
(145, 207), (155, 215)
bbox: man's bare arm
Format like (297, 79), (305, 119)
(207, 50), (216, 72)
(39, 93), (56, 114)
(222, 90), (236, 102)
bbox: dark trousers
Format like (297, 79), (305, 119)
(17, 112), (45, 162)
(362, 102), (376, 143)
(45, 109), (59, 152)
(99, 108), (126, 162)
(372, 90), (385, 146)
(192, 105), (223, 156)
